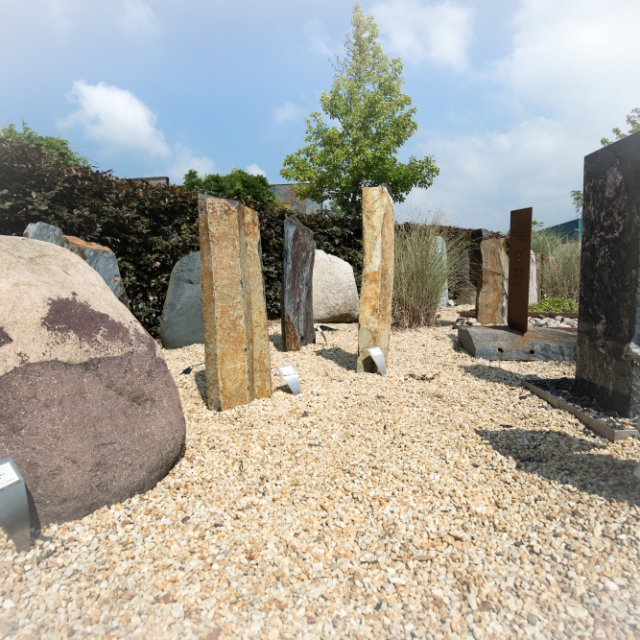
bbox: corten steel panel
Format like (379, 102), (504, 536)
(507, 208), (533, 334)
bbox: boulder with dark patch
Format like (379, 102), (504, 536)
(159, 252), (204, 349)
(23, 222), (129, 306)
(0, 235), (185, 528)
(281, 218), (316, 351)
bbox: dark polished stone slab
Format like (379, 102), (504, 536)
(281, 217), (316, 351)
(458, 325), (577, 361)
(575, 131), (640, 417)
(507, 208), (532, 334)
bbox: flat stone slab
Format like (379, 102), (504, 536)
(458, 325), (577, 361)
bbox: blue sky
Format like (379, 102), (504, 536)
(2, 0), (640, 231)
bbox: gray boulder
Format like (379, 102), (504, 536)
(313, 250), (359, 323)
(160, 252), (204, 349)
(23, 222), (129, 305)
(0, 235), (185, 528)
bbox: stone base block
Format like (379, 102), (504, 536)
(458, 325), (577, 361)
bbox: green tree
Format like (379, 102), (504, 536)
(183, 168), (276, 206)
(600, 107), (640, 146)
(0, 121), (88, 165)
(280, 3), (439, 217)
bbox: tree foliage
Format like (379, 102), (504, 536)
(183, 168), (276, 206)
(0, 121), (88, 166)
(1, 140), (364, 333)
(280, 3), (439, 217)
(600, 108), (640, 146)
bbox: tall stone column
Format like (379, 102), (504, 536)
(358, 186), (395, 373)
(281, 217), (316, 351)
(575, 132), (640, 417)
(470, 230), (509, 325)
(198, 196), (272, 411)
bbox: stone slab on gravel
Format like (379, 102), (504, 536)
(459, 325), (578, 361)
(0, 305), (638, 640)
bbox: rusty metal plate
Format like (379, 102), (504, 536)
(507, 208), (533, 334)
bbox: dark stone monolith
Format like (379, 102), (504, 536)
(281, 217), (316, 351)
(507, 207), (532, 334)
(575, 131), (640, 418)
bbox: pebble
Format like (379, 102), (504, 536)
(0, 305), (638, 639)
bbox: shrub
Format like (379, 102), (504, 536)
(529, 297), (578, 313)
(393, 218), (468, 328)
(531, 231), (581, 302)
(0, 140), (363, 335)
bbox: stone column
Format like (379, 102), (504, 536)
(435, 236), (449, 308)
(470, 230), (509, 325)
(575, 132), (640, 417)
(281, 217), (316, 351)
(507, 207), (532, 334)
(198, 196), (272, 411)
(529, 251), (539, 305)
(358, 186), (394, 373)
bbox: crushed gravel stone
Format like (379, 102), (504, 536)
(1, 305), (639, 639)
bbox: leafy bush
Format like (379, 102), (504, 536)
(393, 218), (468, 328)
(528, 297), (578, 313)
(184, 168), (277, 206)
(0, 140), (363, 335)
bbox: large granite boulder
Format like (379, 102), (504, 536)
(0, 236), (185, 528)
(313, 250), (359, 323)
(23, 222), (129, 305)
(160, 252), (204, 349)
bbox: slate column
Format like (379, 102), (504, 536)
(358, 186), (395, 373)
(198, 196), (272, 411)
(575, 132), (640, 417)
(281, 217), (316, 351)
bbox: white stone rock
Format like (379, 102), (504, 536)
(312, 250), (359, 323)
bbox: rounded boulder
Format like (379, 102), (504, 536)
(0, 236), (186, 528)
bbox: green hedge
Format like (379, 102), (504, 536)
(0, 140), (362, 336)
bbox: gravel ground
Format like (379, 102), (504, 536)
(1, 305), (639, 640)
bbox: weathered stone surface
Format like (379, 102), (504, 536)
(453, 250), (477, 305)
(529, 251), (539, 305)
(198, 196), (271, 411)
(281, 218), (316, 351)
(435, 236), (449, 308)
(470, 231), (509, 324)
(575, 132), (640, 417)
(23, 221), (70, 249)
(458, 325), (577, 361)
(159, 252), (204, 349)
(507, 207), (532, 334)
(358, 186), (394, 373)
(312, 250), (359, 322)
(0, 236), (185, 528)
(23, 222), (129, 305)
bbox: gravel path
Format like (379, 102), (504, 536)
(1, 306), (639, 639)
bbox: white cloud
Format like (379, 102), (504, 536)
(113, 0), (161, 39)
(372, 0), (473, 70)
(405, 117), (582, 229)
(400, 0), (640, 230)
(304, 18), (335, 57)
(166, 144), (215, 184)
(246, 163), (267, 178)
(273, 100), (304, 124)
(496, 0), (640, 126)
(60, 80), (170, 157)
